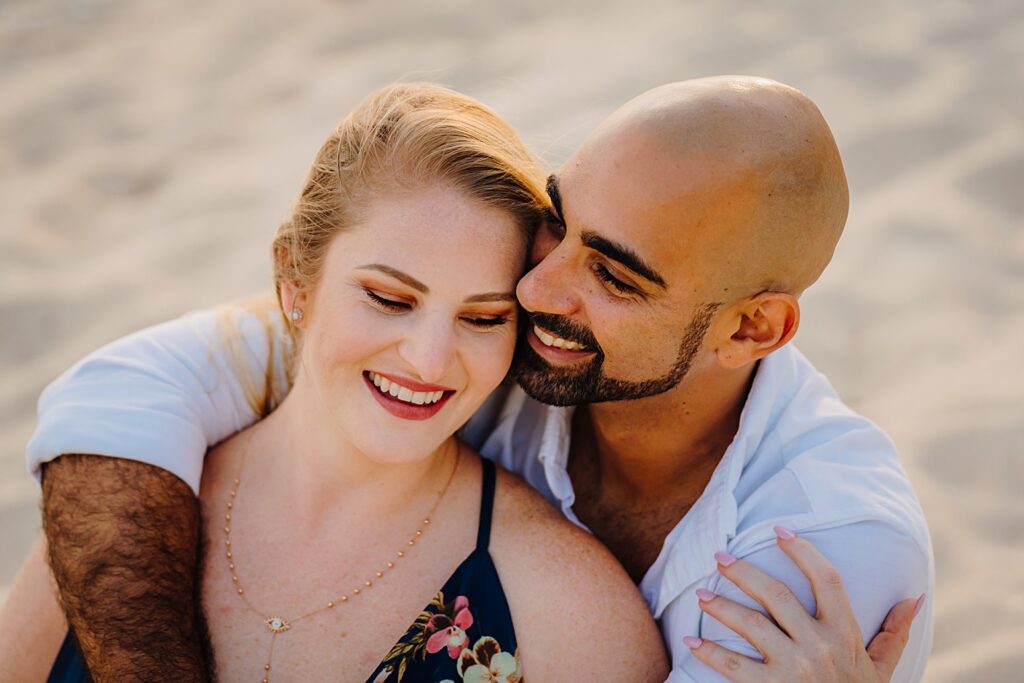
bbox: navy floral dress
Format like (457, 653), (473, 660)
(49, 458), (521, 683)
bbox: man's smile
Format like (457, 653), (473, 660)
(526, 324), (597, 366)
(532, 324), (589, 351)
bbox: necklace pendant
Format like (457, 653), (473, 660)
(265, 616), (291, 633)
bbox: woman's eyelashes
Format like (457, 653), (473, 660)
(364, 288), (411, 312)
(364, 288), (511, 328)
(460, 315), (511, 329)
(592, 262), (637, 296)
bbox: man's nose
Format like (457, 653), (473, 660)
(516, 240), (580, 317)
(396, 315), (456, 385)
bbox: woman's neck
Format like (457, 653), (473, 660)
(238, 378), (458, 537)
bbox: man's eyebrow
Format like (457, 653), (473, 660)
(546, 174), (564, 223)
(548, 173), (665, 288)
(356, 264), (428, 293)
(581, 231), (667, 288)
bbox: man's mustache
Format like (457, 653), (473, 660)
(524, 312), (601, 354)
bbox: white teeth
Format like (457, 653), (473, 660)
(535, 326), (556, 346)
(533, 325), (586, 352)
(368, 372), (447, 406)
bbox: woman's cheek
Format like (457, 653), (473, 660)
(313, 307), (392, 367)
(467, 328), (517, 392)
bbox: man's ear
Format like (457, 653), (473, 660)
(715, 292), (800, 369)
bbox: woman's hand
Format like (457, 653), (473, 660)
(683, 526), (925, 682)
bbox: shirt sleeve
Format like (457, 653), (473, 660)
(25, 305), (289, 494)
(667, 520), (932, 682)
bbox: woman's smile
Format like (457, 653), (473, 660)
(363, 370), (456, 420)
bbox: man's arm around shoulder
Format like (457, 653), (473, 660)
(42, 454), (210, 682)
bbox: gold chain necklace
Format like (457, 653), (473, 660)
(221, 440), (462, 682)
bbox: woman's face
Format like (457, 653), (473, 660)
(293, 180), (526, 464)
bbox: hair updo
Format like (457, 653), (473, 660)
(228, 83), (549, 417)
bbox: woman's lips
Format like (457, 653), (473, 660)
(363, 372), (454, 421)
(371, 371), (454, 394)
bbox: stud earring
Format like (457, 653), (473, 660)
(290, 308), (303, 323)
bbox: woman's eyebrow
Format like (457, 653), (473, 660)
(357, 264), (514, 304)
(356, 264), (428, 293)
(463, 292), (516, 304)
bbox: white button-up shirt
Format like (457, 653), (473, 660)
(28, 309), (933, 681)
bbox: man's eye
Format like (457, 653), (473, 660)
(592, 263), (636, 295)
(365, 289), (411, 312)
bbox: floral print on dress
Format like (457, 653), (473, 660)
(426, 595), (474, 658)
(457, 636), (522, 683)
(375, 591), (521, 683)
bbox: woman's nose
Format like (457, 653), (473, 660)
(396, 316), (456, 385)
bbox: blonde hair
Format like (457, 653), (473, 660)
(226, 83), (550, 417)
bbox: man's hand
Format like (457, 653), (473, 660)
(42, 454), (210, 682)
(684, 527), (924, 682)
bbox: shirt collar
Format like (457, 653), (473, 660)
(534, 344), (800, 616)
(644, 344), (802, 615)
(536, 403), (581, 523)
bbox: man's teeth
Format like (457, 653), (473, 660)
(368, 372), (445, 405)
(533, 325), (586, 351)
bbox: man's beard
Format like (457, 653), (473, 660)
(511, 304), (721, 407)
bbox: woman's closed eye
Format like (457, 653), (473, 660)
(365, 288), (511, 329)
(364, 288), (411, 313)
(460, 314), (511, 329)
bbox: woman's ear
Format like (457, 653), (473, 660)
(280, 280), (308, 328)
(715, 292), (800, 370)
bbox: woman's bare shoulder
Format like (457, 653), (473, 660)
(199, 426), (251, 504)
(0, 536), (68, 681)
(488, 466), (669, 681)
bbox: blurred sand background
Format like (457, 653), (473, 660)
(1, 0), (1021, 680)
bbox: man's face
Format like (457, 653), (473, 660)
(512, 126), (755, 406)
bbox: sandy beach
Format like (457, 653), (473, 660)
(1, 1), (1021, 680)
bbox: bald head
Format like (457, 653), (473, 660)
(515, 77), (849, 402)
(580, 76), (848, 295)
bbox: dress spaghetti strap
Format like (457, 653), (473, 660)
(47, 455), (518, 683)
(475, 457), (497, 552)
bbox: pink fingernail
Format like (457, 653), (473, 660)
(683, 636), (703, 650)
(696, 588), (717, 602)
(773, 524), (796, 540)
(714, 551), (737, 567)
(913, 593), (926, 618)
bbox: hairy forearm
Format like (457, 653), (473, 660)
(41, 454), (211, 682)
